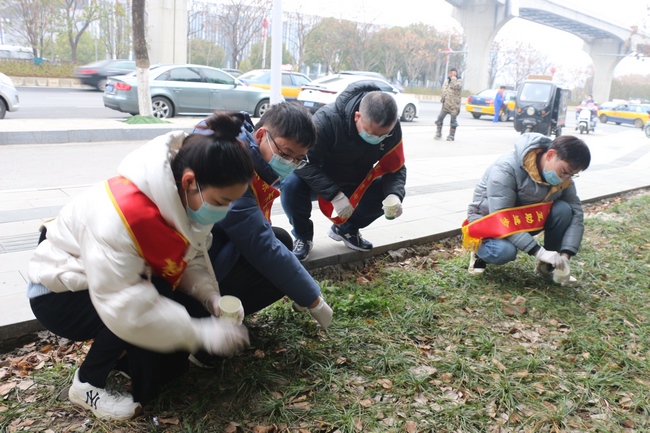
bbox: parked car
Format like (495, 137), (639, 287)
(220, 68), (242, 77)
(237, 69), (311, 100)
(598, 103), (650, 128)
(465, 88), (516, 121)
(103, 64), (271, 119)
(296, 74), (419, 122)
(339, 70), (404, 92)
(0, 72), (19, 119)
(74, 59), (136, 91)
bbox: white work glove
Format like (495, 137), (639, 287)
(331, 192), (353, 219)
(308, 296), (333, 329)
(535, 247), (563, 268)
(205, 293), (245, 325)
(198, 316), (249, 357)
(556, 255), (570, 272)
(382, 194), (403, 219)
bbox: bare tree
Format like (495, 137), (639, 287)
(498, 41), (551, 87)
(132, 0), (152, 117)
(401, 23), (435, 87)
(371, 27), (404, 82)
(6, 0), (59, 58)
(62, 0), (99, 63)
(284, 9), (319, 71)
(217, 0), (271, 69)
(98, 0), (131, 59)
(347, 21), (379, 72)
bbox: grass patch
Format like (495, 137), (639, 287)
(122, 115), (170, 124)
(1, 191), (650, 432)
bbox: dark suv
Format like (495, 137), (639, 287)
(74, 59), (136, 91)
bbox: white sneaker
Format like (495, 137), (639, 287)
(68, 369), (142, 421)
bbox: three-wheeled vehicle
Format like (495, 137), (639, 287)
(514, 79), (570, 137)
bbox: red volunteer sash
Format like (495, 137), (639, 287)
(249, 171), (281, 222)
(105, 176), (189, 287)
(461, 201), (553, 252)
(318, 141), (405, 225)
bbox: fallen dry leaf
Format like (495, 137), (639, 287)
(492, 358), (506, 372)
(377, 378), (392, 389)
(405, 421), (417, 433)
(224, 421), (240, 433)
(0, 381), (18, 396)
(359, 398), (373, 408)
(159, 417), (179, 425)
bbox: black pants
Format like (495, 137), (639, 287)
(30, 276), (195, 404)
(31, 227), (194, 404)
(31, 226), (293, 403)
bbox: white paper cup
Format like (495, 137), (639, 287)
(382, 195), (400, 220)
(552, 267), (570, 284)
(218, 295), (242, 324)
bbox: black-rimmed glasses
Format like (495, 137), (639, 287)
(266, 131), (309, 169)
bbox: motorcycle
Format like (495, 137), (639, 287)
(576, 106), (597, 134)
(645, 120), (650, 139)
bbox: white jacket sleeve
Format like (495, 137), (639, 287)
(81, 196), (208, 354)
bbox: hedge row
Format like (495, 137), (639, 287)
(0, 61), (76, 78)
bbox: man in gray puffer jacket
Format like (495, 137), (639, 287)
(464, 133), (591, 285)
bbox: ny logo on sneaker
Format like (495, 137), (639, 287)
(86, 390), (101, 409)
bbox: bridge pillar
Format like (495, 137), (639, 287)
(452, 0), (514, 93)
(585, 39), (623, 103)
(148, 0), (188, 65)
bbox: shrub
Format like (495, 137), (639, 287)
(0, 60), (75, 78)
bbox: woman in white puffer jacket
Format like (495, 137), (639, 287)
(26, 112), (255, 421)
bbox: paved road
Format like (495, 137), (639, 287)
(9, 87), (130, 119)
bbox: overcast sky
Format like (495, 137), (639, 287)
(282, 0), (650, 76)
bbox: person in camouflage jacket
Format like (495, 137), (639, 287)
(435, 67), (463, 141)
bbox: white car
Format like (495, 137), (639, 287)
(297, 74), (419, 122)
(0, 72), (19, 119)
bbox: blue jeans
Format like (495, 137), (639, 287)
(280, 173), (385, 241)
(476, 200), (573, 265)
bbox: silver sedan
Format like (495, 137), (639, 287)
(103, 64), (272, 119)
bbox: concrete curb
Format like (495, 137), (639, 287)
(0, 126), (196, 145)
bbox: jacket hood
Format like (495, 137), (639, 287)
(334, 80), (382, 136)
(117, 130), (212, 245)
(514, 132), (553, 182)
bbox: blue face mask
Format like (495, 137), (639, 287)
(268, 153), (299, 179)
(265, 133), (299, 179)
(185, 185), (230, 226)
(543, 168), (563, 185)
(359, 129), (389, 145)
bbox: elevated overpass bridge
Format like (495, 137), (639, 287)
(447, 0), (649, 102)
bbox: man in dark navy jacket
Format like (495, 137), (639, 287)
(191, 104), (333, 357)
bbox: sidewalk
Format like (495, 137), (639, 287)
(1, 120), (649, 345)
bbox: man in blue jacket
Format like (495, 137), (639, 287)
(190, 104), (332, 365)
(281, 81), (407, 261)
